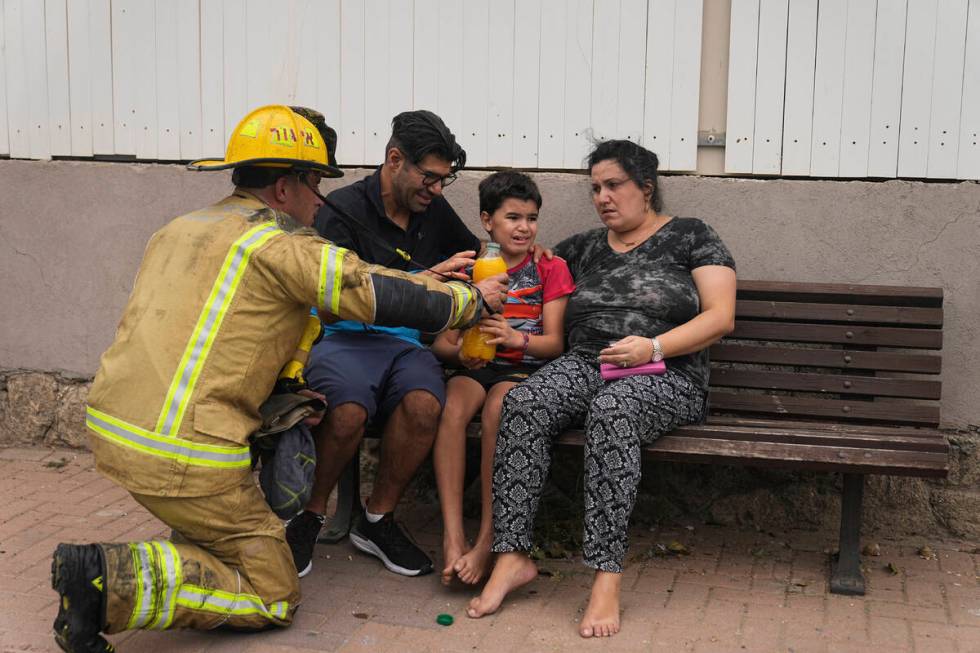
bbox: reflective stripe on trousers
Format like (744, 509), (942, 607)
(111, 541), (290, 632)
(100, 477), (298, 634)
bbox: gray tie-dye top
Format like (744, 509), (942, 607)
(553, 217), (736, 390)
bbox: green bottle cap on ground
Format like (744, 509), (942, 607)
(436, 613), (454, 626)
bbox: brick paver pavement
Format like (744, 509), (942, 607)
(1, 447), (977, 652)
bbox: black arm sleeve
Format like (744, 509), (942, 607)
(369, 273), (482, 332)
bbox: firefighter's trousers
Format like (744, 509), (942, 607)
(99, 474), (300, 633)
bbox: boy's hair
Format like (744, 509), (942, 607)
(386, 110), (466, 172)
(478, 170), (542, 215)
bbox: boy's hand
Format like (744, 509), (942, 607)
(424, 250), (476, 280)
(480, 314), (523, 349)
(530, 244), (554, 262)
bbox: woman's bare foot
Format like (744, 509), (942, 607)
(454, 539), (493, 585)
(466, 552), (537, 618)
(441, 536), (469, 586)
(579, 571), (622, 638)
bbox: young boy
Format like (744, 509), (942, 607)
(431, 171), (575, 585)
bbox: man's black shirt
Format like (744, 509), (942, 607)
(313, 168), (480, 271)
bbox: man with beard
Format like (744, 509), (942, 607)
(286, 111), (493, 579)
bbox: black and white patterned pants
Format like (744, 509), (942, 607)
(491, 352), (705, 572)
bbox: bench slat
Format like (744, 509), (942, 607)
(672, 424), (949, 453)
(708, 392), (941, 426)
(709, 368), (942, 400)
(706, 416), (949, 438)
(736, 300), (943, 326)
(644, 438), (949, 476)
(467, 419), (947, 448)
(730, 321), (943, 349)
(548, 431), (948, 476)
(737, 280), (944, 307)
(709, 343), (942, 374)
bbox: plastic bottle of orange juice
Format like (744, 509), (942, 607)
(460, 243), (508, 362)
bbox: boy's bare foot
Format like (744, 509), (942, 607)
(579, 571), (622, 638)
(454, 540), (493, 585)
(441, 537), (469, 586)
(466, 552), (537, 618)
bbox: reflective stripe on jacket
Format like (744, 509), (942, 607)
(87, 192), (481, 497)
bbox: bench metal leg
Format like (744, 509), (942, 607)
(318, 446), (362, 543)
(830, 473), (866, 596)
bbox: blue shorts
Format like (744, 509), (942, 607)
(305, 332), (446, 423)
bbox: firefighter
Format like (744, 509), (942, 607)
(50, 105), (506, 652)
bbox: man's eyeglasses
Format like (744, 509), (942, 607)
(406, 157), (458, 188)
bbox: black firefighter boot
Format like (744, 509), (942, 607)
(51, 543), (114, 653)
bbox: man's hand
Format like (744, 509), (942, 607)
(459, 351), (489, 370)
(423, 250), (476, 280)
(475, 272), (509, 314)
(530, 244), (554, 263)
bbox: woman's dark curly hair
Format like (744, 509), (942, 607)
(587, 139), (663, 212)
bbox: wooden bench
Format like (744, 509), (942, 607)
(320, 280), (948, 596)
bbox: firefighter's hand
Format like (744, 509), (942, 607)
(425, 250), (476, 281)
(475, 273), (509, 314)
(297, 389), (327, 427)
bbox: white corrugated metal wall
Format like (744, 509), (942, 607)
(1, 0), (978, 179)
(0, 0), (703, 170)
(726, 0), (980, 180)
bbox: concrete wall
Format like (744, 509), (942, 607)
(2, 159), (978, 428)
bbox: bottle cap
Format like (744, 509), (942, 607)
(436, 613), (454, 626)
(484, 242), (501, 256)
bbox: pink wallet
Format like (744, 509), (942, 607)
(600, 360), (667, 381)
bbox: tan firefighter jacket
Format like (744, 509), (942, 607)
(86, 191), (482, 497)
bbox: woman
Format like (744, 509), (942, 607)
(466, 140), (737, 638)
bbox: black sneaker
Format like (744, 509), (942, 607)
(285, 510), (325, 578)
(51, 543), (114, 653)
(349, 511), (433, 576)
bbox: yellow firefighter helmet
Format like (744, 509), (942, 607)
(188, 105), (343, 178)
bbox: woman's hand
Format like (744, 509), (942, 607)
(530, 243), (554, 263)
(599, 336), (654, 368)
(479, 314), (524, 349)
